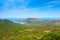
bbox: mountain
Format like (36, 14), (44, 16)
(15, 18), (60, 26)
(0, 19), (60, 40)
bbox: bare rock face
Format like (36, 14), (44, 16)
(55, 21), (60, 26)
(15, 18), (60, 26)
(15, 18), (41, 25)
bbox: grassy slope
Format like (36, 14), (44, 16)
(0, 20), (60, 40)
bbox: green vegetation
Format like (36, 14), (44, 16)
(0, 19), (60, 40)
(40, 32), (60, 40)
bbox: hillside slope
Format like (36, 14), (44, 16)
(0, 19), (23, 40)
(0, 19), (60, 40)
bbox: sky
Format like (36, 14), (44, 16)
(0, 0), (60, 18)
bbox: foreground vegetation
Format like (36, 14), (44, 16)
(0, 19), (60, 40)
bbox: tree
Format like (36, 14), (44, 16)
(39, 32), (60, 40)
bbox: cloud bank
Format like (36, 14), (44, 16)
(0, 0), (60, 10)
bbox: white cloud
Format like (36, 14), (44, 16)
(1, 0), (34, 9)
(47, 0), (60, 4)
(42, 0), (60, 8)
(0, 7), (41, 18)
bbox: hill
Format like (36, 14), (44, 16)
(16, 18), (60, 26)
(0, 19), (60, 40)
(0, 19), (23, 40)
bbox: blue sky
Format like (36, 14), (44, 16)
(0, 0), (60, 18)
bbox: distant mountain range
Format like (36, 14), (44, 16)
(0, 18), (60, 26)
(14, 18), (60, 26)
